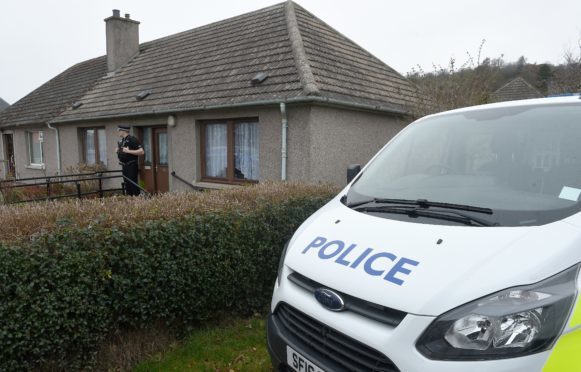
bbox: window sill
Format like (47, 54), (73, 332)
(193, 181), (243, 190)
(25, 164), (45, 170)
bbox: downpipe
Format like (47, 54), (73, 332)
(280, 102), (288, 181)
(46, 122), (61, 175)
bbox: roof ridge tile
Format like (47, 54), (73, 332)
(284, 0), (320, 96)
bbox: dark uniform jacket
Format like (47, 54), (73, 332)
(117, 135), (142, 165)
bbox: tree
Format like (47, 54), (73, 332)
(551, 40), (581, 95)
(515, 56), (527, 75)
(536, 64), (553, 95)
(407, 40), (503, 117)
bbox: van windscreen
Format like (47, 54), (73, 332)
(347, 103), (581, 226)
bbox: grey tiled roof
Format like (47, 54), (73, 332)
(294, 5), (417, 110)
(56, 2), (302, 122)
(0, 57), (107, 127)
(3, 1), (417, 126)
(0, 98), (9, 112)
(490, 77), (544, 103)
(54, 1), (416, 123)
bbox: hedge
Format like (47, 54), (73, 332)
(0, 183), (337, 370)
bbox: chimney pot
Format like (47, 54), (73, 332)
(112, 9), (120, 17)
(125, 13), (130, 19)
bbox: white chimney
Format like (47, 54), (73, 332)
(104, 9), (140, 73)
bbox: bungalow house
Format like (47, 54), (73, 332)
(490, 77), (544, 103)
(0, 1), (418, 191)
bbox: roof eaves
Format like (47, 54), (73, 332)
(49, 96), (408, 125)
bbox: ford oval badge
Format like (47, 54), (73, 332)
(314, 288), (345, 311)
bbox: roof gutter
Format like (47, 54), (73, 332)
(48, 96), (410, 125)
(46, 122), (61, 175)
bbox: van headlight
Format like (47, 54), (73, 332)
(417, 264), (579, 360)
(277, 241), (290, 286)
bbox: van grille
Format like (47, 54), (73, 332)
(288, 272), (407, 327)
(275, 303), (400, 372)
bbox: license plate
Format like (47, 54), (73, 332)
(286, 345), (325, 372)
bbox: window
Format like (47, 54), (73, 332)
(201, 119), (259, 182)
(142, 127), (152, 166)
(158, 132), (168, 166)
(80, 128), (107, 165)
(27, 131), (44, 165)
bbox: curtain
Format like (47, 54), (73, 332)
(98, 129), (107, 165)
(205, 123), (228, 178)
(85, 129), (96, 164)
(235, 122), (259, 180)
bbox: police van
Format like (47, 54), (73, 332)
(267, 96), (581, 371)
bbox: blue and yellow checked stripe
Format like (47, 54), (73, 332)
(543, 298), (581, 371)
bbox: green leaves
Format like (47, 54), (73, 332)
(0, 187), (333, 370)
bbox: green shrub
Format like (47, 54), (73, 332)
(0, 183), (336, 370)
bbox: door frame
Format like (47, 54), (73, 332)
(2, 133), (15, 179)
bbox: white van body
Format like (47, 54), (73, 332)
(267, 97), (581, 372)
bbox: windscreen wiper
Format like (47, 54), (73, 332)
(354, 205), (496, 227)
(345, 197), (493, 215)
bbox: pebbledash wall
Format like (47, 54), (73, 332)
(5, 103), (407, 189)
(308, 106), (407, 186)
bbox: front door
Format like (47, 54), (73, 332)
(2, 134), (15, 179)
(154, 128), (169, 193)
(139, 127), (169, 193)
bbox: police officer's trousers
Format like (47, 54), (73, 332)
(122, 162), (140, 196)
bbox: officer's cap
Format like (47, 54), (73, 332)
(117, 125), (130, 132)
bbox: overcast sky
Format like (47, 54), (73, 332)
(1, 0), (580, 104)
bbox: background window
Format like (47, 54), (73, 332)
(201, 119), (259, 182)
(81, 128), (107, 165)
(27, 131), (44, 165)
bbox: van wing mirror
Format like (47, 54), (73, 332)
(347, 164), (361, 183)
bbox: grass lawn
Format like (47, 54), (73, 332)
(134, 317), (273, 372)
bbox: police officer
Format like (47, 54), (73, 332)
(116, 125), (144, 196)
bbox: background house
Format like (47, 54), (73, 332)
(489, 77), (544, 103)
(0, 1), (418, 189)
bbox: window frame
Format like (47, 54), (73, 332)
(26, 130), (44, 166)
(200, 118), (259, 184)
(80, 127), (107, 166)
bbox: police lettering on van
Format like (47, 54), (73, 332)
(302, 236), (419, 286)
